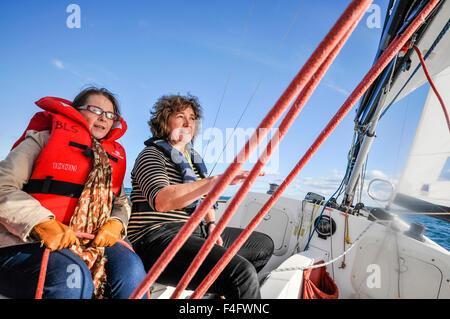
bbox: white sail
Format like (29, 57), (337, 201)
(395, 66), (450, 210)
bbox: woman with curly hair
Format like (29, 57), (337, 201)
(127, 94), (274, 299)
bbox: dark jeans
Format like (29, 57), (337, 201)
(0, 241), (147, 299)
(132, 222), (274, 299)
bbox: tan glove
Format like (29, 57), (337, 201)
(90, 219), (123, 247)
(31, 219), (80, 251)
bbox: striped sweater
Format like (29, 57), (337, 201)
(127, 145), (203, 244)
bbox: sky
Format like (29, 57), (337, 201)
(0, 0), (430, 205)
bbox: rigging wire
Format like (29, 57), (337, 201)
(202, 0), (256, 160)
(346, 18), (450, 218)
(380, 18), (450, 119)
(340, 125), (364, 199)
(208, 0), (306, 176)
(329, 205), (335, 279)
(303, 164), (350, 251)
(303, 128), (367, 252)
(265, 217), (375, 277)
(358, 158), (368, 204)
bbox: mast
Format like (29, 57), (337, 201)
(342, 62), (394, 206)
(341, 0), (446, 207)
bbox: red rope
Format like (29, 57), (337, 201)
(412, 44), (450, 133)
(34, 248), (50, 299)
(189, 0), (441, 299)
(170, 11), (364, 300)
(34, 232), (140, 299)
(128, 0), (375, 300)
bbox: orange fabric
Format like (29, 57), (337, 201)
(302, 261), (338, 299)
(13, 97), (127, 224)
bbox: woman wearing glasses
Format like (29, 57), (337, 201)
(0, 87), (146, 299)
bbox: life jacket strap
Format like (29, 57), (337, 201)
(23, 177), (84, 198)
(69, 141), (118, 162)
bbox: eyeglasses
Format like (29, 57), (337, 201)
(77, 105), (119, 120)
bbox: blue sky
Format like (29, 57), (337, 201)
(0, 0), (429, 202)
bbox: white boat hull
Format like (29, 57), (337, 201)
(214, 192), (450, 299)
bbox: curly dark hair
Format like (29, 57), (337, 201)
(148, 94), (202, 141)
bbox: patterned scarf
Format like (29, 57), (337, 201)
(69, 137), (114, 299)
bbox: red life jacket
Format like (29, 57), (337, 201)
(12, 97), (127, 224)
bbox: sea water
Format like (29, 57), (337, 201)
(399, 213), (450, 251)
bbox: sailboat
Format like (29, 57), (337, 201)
(257, 0), (450, 299)
(19, 0), (449, 301)
(146, 0), (450, 299)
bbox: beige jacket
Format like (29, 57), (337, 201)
(0, 130), (131, 248)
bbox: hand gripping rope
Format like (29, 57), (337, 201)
(34, 232), (149, 299)
(128, 0), (375, 299)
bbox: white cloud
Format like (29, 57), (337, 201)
(324, 80), (350, 96)
(53, 59), (65, 70)
(365, 169), (389, 180)
(51, 58), (120, 85)
(50, 58), (99, 84)
(245, 168), (396, 208)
